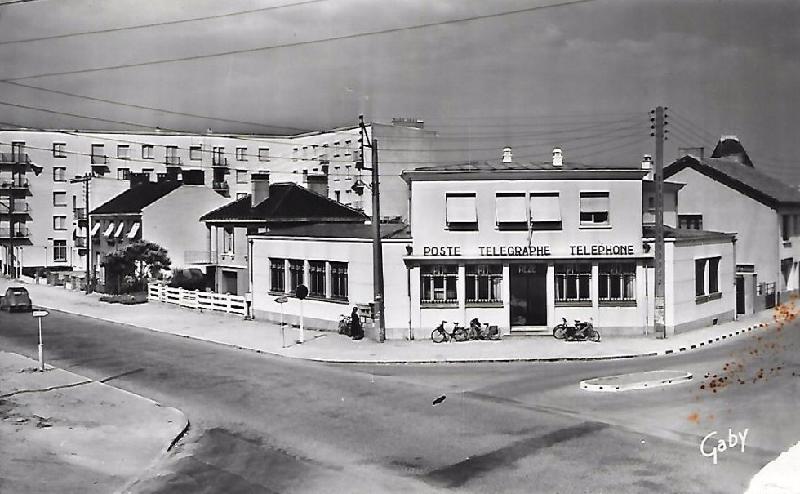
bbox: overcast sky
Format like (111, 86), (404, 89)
(0, 0), (797, 180)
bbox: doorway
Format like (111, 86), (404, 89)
(736, 275), (745, 315)
(509, 264), (547, 326)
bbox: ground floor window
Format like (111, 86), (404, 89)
(466, 264), (502, 304)
(696, 257), (721, 302)
(309, 260), (326, 297)
(421, 265), (457, 305)
(331, 262), (348, 301)
(53, 240), (67, 262)
(599, 262), (636, 303)
(555, 263), (591, 303)
(269, 258), (285, 293)
(289, 259), (304, 291)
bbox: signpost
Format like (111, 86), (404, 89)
(274, 296), (289, 348)
(295, 284), (308, 344)
(31, 309), (49, 372)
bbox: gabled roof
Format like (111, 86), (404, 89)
(253, 222), (410, 240)
(664, 155), (800, 209)
(200, 182), (368, 223)
(90, 180), (182, 215)
(643, 224), (734, 244)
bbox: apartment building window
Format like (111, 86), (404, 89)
(696, 257), (721, 302)
(53, 167), (66, 182)
(212, 147), (225, 166)
(331, 262), (348, 300)
(142, 144), (154, 159)
(258, 148), (270, 161)
(555, 263), (592, 304)
(530, 192), (562, 230)
(466, 264), (502, 304)
(117, 145), (130, 160)
(53, 215), (67, 230)
(236, 147), (247, 161)
(222, 227), (235, 254)
(189, 145), (202, 161)
(289, 260), (304, 291)
(445, 192), (477, 230)
(334, 190), (341, 202)
(309, 261), (326, 297)
(599, 263), (636, 304)
(269, 258), (285, 293)
(236, 170), (248, 184)
(117, 167), (130, 180)
(579, 191), (610, 226)
(679, 214), (703, 230)
(496, 192), (527, 230)
(52, 143), (66, 158)
(165, 146), (179, 165)
(53, 191), (67, 207)
(53, 240), (67, 262)
(91, 144), (105, 164)
(782, 215), (792, 241)
(421, 265), (458, 305)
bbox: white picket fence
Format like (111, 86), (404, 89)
(148, 282), (247, 316)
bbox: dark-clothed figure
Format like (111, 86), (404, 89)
(350, 306), (363, 340)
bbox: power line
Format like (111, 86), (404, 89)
(0, 0), (332, 46)
(0, 0), (50, 7)
(2, 0), (598, 82)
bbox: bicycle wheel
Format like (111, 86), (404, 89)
(553, 324), (568, 339)
(487, 326), (501, 340)
(431, 328), (447, 343)
(590, 329), (601, 342)
(452, 327), (468, 342)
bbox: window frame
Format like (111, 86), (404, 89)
(269, 258), (286, 293)
(445, 192), (478, 230)
(554, 263), (592, 306)
(222, 227), (235, 254)
(258, 147), (270, 162)
(117, 167), (130, 180)
(52, 166), (67, 182)
(288, 259), (304, 292)
(52, 142), (67, 158)
(695, 256), (722, 303)
(529, 192), (562, 230)
(679, 214), (703, 230)
(52, 191), (67, 207)
(189, 145), (202, 161)
(598, 262), (636, 306)
(308, 260), (326, 297)
(465, 264), (502, 306)
(141, 144), (154, 160)
(579, 191), (611, 227)
(53, 240), (67, 262)
(53, 215), (67, 231)
(330, 262), (348, 301)
(420, 264), (458, 306)
(117, 145), (130, 160)
(236, 170), (248, 184)
(236, 147), (248, 161)
(495, 192), (528, 230)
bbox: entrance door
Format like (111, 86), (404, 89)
(736, 275), (745, 315)
(509, 264), (547, 326)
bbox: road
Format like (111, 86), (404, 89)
(1, 308), (798, 493)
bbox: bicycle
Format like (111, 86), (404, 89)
(338, 314), (351, 336)
(431, 320), (468, 343)
(468, 318), (501, 340)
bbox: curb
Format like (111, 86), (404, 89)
(580, 370), (693, 392)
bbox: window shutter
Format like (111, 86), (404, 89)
(445, 194), (477, 224)
(580, 192), (609, 212)
(530, 193), (561, 222)
(496, 194), (527, 224)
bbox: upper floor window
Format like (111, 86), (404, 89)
(142, 145), (154, 159)
(530, 192), (562, 230)
(165, 146), (179, 165)
(495, 193), (527, 230)
(223, 227), (234, 254)
(258, 147), (270, 161)
(445, 192), (477, 230)
(236, 170), (248, 184)
(189, 146), (202, 161)
(236, 147), (247, 161)
(52, 143), (66, 158)
(679, 214), (703, 230)
(117, 145), (130, 160)
(117, 167), (130, 180)
(53, 167), (66, 182)
(53, 215), (67, 230)
(782, 215), (793, 241)
(53, 191), (67, 207)
(212, 147), (225, 166)
(579, 191), (610, 226)
(91, 144), (105, 164)
(53, 240), (67, 262)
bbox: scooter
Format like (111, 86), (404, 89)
(553, 317), (600, 342)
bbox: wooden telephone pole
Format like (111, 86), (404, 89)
(652, 106), (668, 339)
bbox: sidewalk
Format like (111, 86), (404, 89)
(2, 277), (787, 364)
(0, 350), (188, 494)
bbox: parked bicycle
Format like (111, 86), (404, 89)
(431, 320), (468, 343)
(553, 317), (600, 342)
(467, 317), (501, 340)
(338, 313), (352, 336)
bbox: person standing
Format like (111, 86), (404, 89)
(350, 306), (363, 340)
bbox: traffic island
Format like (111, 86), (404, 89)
(580, 370), (693, 392)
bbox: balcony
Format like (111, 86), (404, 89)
(73, 207), (87, 220)
(0, 226), (30, 239)
(212, 180), (230, 198)
(0, 153), (30, 164)
(165, 155), (182, 166)
(91, 154), (108, 165)
(212, 156), (228, 167)
(185, 250), (217, 265)
(0, 178), (30, 191)
(0, 201), (30, 214)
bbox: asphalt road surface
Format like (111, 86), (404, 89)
(1, 308), (797, 493)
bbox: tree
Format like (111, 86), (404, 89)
(101, 250), (135, 294)
(124, 240), (171, 285)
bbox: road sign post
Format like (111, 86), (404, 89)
(295, 285), (308, 344)
(274, 296), (289, 348)
(32, 309), (49, 372)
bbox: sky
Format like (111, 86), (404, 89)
(0, 0), (798, 180)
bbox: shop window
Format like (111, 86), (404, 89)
(269, 258), (285, 293)
(599, 263), (636, 305)
(289, 260), (304, 292)
(679, 214), (703, 230)
(466, 264), (502, 304)
(555, 263), (591, 304)
(421, 265), (458, 305)
(496, 193), (527, 230)
(189, 146), (202, 161)
(579, 192), (610, 226)
(222, 227), (235, 254)
(445, 193), (477, 229)
(53, 240), (67, 262)
(331, 262), (348, 300)
(309, 261), (326, 297)
(695, 257), (721, 303)
(530, 192), (562, 230)
(52, 143), (66, 158)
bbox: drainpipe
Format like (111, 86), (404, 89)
(732, 235), (737, 320)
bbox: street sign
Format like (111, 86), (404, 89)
(32, 310), (49, 318)
(295, 284), (308, 344)
(32, 309), (48, 372)
(295, 284), (308, 300)
(274, 296), (289, 304)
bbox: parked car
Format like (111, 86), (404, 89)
(0, 286), (33, 312)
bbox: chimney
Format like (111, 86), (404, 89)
(391, 117), (424, 129)
(552, 147), (563, 167)
(678, 147), (705, 161)
(251, 172), (270, 207)
(502, 147), (513, 163)
(641, 154), (653, 180)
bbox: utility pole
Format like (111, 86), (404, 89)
(70, 173), (93, 294)
(359, 115), (387, 343)
(651, 106), (668, 339)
